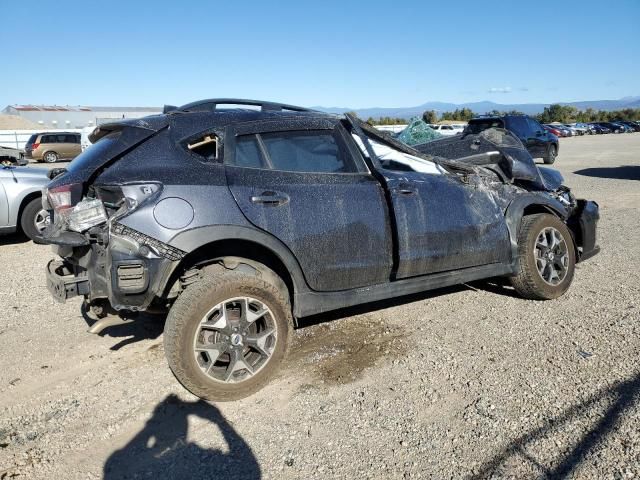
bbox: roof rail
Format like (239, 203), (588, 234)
(164, 99), (317, 114)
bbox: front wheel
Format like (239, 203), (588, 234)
(163, 267), (292, 401)
(543, 144), (557, 164)
(20, 197), (50, 240)
(511, 214), (576, 300)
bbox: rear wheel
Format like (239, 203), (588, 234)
(543, 144), (557, 164)
(43, 151), (58, 163)
(511, 214), (576, 300)
(163, 266), (292, 401)
(20, 197), (50, 240)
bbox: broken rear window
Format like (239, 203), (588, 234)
(466, 119), (505, 134)
(187, 134), (219, 161)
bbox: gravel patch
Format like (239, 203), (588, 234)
(0, 134), (638, 479)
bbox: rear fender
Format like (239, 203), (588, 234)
(167, 225), (310, 297)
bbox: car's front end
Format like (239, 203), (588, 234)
(0, 145), (27, 166)
(0, 165), (50, 235)
(413, 128), (600, 263)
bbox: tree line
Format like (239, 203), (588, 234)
(535, 105), (640, 123)
(363, 105), (640, 125)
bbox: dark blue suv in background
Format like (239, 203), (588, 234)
(40, 99), (598, 401)
(466, 114), (560, 164)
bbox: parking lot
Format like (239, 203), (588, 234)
(0, 134), (638, 479)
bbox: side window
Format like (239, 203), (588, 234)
(56, 134), (67, 143)
(41, 135), (52, 143)
(260, 130), (357, 173)
(233, 135), (264, 168)
(65, 134), (78, 143)
(527, 118), (543, 133)
(508, 117), (529, 137)
(186, 133), (220, 161)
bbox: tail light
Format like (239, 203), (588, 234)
(31, 143), (40, 150)
(47, 183), (82, 214)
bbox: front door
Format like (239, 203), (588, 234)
(348, 124), (511, 279)
(225, 122), (393, 292)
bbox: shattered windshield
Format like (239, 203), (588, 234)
(396, 118), (443, 146)
(351, 134), (444, 175)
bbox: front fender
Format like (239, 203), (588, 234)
(504, 193), (570, 269)
(7, 185), (45, 227)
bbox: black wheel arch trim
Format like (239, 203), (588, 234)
(504, 194), (570, 269)
(167, 224), (311, 296)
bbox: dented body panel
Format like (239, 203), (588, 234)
(40, 102), (600, 318)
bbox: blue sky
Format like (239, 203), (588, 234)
(1, 0), (638, 108)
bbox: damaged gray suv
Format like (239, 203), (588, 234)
(40, 99), (600, 401)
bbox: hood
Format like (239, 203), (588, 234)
(0, 165), (50, 180)
(414, 128), (548, 189)
(538, 167), (564, 191)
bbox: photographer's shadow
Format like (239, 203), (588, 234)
(104, 394), (261, 479)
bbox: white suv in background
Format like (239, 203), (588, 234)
(429, 124), (463, 136)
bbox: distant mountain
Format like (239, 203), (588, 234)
(311, 96), (640, 119)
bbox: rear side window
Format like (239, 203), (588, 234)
(466, 119), (504, 134)
(230, 130), (358, 173)
(508, 117), (529, 137)
(234, 135), (264, 168)
(527, 118), (543, 133)
(41, 135), (54, 143)
(261, 130), (356, 173)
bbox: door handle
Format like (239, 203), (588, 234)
(251, 191), (289, 206)
(394, 184), (417, 196)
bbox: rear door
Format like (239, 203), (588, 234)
(224, 120), (393, 292)
(57, 134), (72, 158)
(66, 134), (81, 157)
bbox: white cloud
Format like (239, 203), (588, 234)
(488, 86), (512, 94)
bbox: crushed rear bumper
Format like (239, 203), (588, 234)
(46, 259), (90, 303)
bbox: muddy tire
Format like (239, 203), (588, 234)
(163, 266), (293, 401)
(510, 214), (576, 300)
(543, 144), (557, 164)
(20, 197), (50, 240)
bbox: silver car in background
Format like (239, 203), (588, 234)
(0, 166), (51, 240)
(0, 145), (28, 166)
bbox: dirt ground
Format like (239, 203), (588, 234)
(0, 134), (638, 479)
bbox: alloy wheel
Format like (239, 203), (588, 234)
(34, 209), (50, 233)
(534, 227), (569, 285)
(193, 296), (277, 383)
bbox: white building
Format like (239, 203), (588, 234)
(1, 105), (162, 129)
